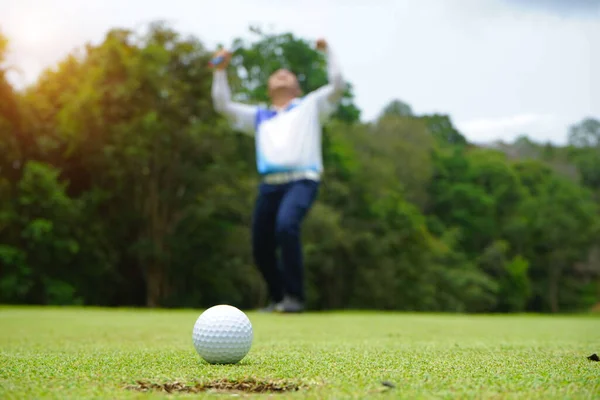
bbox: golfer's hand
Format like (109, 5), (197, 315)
(316, 38), (328, 51)
(210, 49), (232, 70)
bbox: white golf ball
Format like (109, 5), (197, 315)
(192, 304), (253, 364)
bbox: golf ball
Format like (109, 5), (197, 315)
(192, 304), (253, 364)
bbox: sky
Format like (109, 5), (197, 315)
(1, 0), (598, 145)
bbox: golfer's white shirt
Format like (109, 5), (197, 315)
(211, 48), (345, 179)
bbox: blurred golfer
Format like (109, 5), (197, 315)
(210, 38), (345, 313)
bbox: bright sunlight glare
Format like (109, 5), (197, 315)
(13, 15), (57, 48)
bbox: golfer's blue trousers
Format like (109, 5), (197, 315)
(251, 179), (319, 303)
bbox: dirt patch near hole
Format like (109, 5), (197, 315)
(126, 378), (306, 394)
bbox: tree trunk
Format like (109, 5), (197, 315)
(146, 263), (163, 307)
(548, 264), (560, 313)
(144, 153), (167, 307)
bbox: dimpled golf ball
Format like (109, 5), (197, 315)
(192, 304), (253, 364)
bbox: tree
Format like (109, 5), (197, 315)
(369, 115), (434, 209)
(568, 118), (600, 148)
(22, 23), (247, 307)
(427, 147), (524, 256)
(378, 99), (413, 120)
(513, 160), (599, 312)
(476, 241), (531, 312)
(419, 114), (468, 147)
(0, 161), (113, 305)
(565, 118), (600, 196)
(0, 31), (28, 183)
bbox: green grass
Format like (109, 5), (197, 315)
(0, 306), (598, 399)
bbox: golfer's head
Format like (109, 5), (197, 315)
(268, 69), (301, 98)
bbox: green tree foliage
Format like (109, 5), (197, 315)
(369, 115), (434, 209)
(568, 118), (600, 149)
(0, 30), (27, 183)
(378, 99), (413, 119)
(0, 24), (598, 312)
(420, 114), (468, 147)
(2, 162), (79, 304)
(567, 118), (600, 196)
(514, 160), (599, 311)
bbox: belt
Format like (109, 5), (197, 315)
(261, 170), (321, 185)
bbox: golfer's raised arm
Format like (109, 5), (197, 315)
(324, 45), (344, 101)
(311, 40), (345, 118)
(211, 69), (257, 135)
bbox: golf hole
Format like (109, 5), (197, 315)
(126, 378), (305, 394)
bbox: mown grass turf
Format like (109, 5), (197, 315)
(0, 306), (598, 399)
